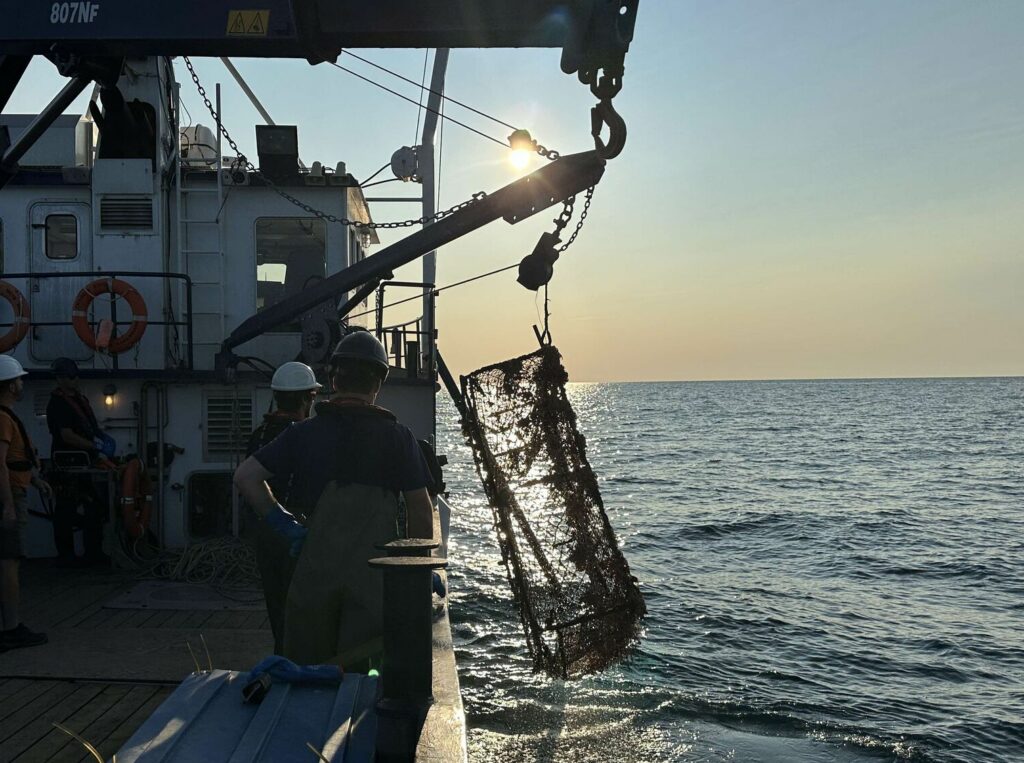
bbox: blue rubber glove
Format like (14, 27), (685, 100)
(247, 656), (342, 685)
(432, 571), (447, 598)
(94, 433), (116, 458)
(264, 504), (308, 557)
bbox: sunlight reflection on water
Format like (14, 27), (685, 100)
(442, 377), (1024, 762)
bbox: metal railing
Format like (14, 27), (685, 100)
(373, 280), (434, 378)
(0, 270), (195, 370)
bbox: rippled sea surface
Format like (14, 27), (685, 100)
(437, 377), (1024, 763)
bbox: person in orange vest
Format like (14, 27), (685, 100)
(245, 362), (321, 654)
(0, 355), (52, 652)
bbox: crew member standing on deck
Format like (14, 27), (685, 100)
(234, 331), (434, 670)
(46, 358), (108, 566)
(0, 355), (52, 651)
(245, 361), (321, 654)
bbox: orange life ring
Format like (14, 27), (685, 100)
(0, 281), (30, 352)
(72, 278), (148, 354)
(120, 457), (153, 540)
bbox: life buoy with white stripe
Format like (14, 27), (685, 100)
(120, 457), (153, 540)
(0, 281), (30, 352)
(72, 278), (148, 354)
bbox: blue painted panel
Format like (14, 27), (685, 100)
(114, 670), (378, 763)
(0, 0), (296, 41)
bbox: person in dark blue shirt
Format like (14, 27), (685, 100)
(234, 331), (434, 666)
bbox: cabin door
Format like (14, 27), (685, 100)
(29, 201), (93, 362)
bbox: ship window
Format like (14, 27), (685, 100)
(45, 214), (78, 260)
(255, 217), (327, 332)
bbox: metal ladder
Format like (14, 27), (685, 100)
(174, 83), (226, 368)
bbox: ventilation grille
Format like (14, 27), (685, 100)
(100, 196), (153, 230)
(204, 392), (254, 460)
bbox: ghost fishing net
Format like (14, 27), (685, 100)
(460, 345), (645, 678)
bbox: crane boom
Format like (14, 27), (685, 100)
(0, 1), (634, 61)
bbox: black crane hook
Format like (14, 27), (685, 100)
(591, 98), (627, 160)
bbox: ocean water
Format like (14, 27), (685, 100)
(437, 377), (1024, 762)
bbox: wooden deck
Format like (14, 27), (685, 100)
(0, 561), (273, 762)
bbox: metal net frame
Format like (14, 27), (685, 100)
(460, 345), (645, 678)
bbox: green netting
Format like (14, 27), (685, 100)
(461, 345), (645, 678)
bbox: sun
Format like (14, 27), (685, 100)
(509, 149), (532, 171)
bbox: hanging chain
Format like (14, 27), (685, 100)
(546, 185), (595, 254)
(558, 185), (594, 252)
(183, 57), (487, 230)
(544, 280), (552, 344)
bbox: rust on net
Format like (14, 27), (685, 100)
(461, 345), (646, 678)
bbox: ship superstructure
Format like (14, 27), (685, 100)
(0, 56), (429, 554)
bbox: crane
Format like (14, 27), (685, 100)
(0, 0), (639, 368)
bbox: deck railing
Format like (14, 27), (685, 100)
(373, 280), (435, 379)
(0, 270), (195, 371)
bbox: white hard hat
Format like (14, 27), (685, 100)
(0, 355), (28, 383)
(270, 361), (322, 392)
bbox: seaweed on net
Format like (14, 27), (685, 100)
(460, 345), (646, 678)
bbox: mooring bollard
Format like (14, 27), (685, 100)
(370, 540), (446, 761)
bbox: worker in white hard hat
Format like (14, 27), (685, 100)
(235, 332), (435, 669)
(0, 355), (52, 652)
(243, 361), (322, 653)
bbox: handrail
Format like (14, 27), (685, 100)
(0, 270), (195, 370)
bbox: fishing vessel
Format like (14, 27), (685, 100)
(0, 2), (639, 760)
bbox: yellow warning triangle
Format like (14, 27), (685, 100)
(247, 13), (266, 35)
(228, 13), (245, 34)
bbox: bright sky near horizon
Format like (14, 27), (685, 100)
(6, 1), (1023, 382)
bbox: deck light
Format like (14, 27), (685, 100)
(103, 383), (117, 407)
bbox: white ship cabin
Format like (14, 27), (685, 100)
(0, 58), (437, 556)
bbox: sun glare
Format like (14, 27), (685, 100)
(509, 149), (532, 170)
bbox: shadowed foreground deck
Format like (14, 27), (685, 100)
(0, 561), (273, 762)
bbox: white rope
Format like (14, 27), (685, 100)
(137, 536), (262, 601)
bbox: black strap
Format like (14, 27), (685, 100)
(0, 406), (39, 471)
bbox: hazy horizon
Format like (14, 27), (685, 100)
(567, 373), (1024, 384)
(6, 1), (1023, 382)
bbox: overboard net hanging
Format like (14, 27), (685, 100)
(461, 345), (646, 678)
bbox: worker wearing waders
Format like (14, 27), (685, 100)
(245, 361), (321, 654)
(0, 355), (52, 651)
(233, 331), (434, 670)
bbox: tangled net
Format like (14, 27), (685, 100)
(461, 345), (645, 678)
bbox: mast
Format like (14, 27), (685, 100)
(418, 48), (449, 377)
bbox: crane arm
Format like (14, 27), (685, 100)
(0, 1), (636, 65)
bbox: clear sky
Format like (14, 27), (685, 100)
(6, 1), (1023, 381)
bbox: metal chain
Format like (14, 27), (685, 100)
(556, 186), (594, 253)
(182, 57), (487, 230)
(535, 142), (560, 161)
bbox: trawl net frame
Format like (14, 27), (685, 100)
(461, 346), (645, 678)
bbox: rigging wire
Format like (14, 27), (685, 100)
(341, 49), (518, 132)
(346, 262), (520, 321)
(360, 177), (402, 189)
(327, 61), (509, 149)
(358, 162), (390, 187)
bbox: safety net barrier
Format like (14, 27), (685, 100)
(460, 345), (645, 678)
